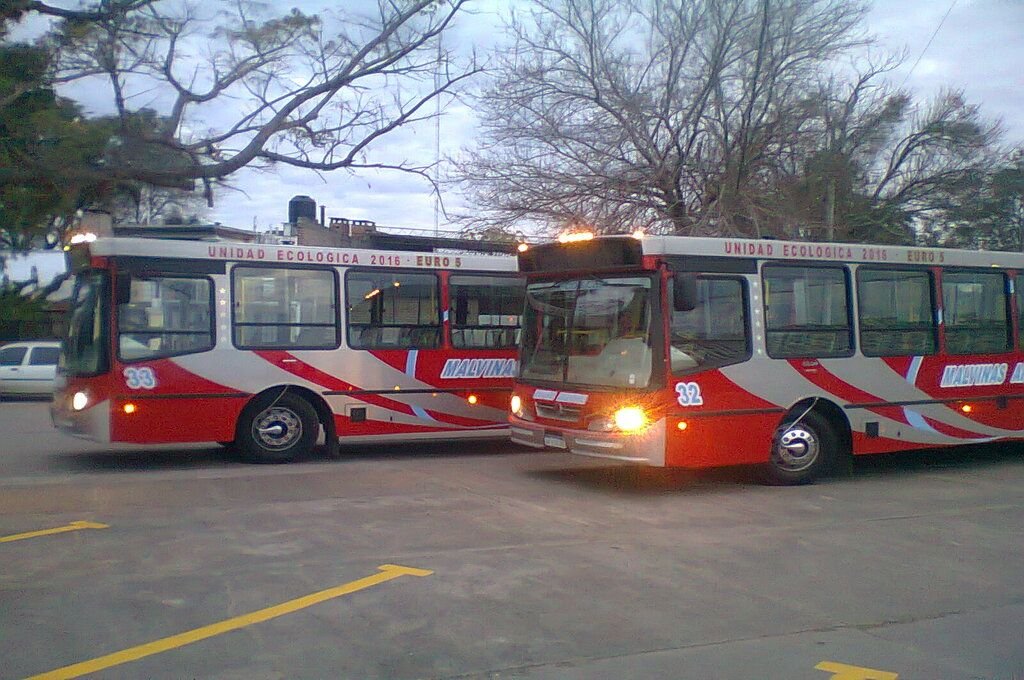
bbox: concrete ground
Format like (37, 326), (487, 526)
(0, 400), (1022, 679)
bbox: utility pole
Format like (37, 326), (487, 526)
(433, 34), (442, 237)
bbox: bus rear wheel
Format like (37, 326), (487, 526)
(236, 392), (318, 464)
(766, 411), (837, 485)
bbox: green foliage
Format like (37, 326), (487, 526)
(0, 43), (199, 247)
(0, 1), (33, 35)
(0, 44), (117, 249)
(0, 282), (49, 321)
(785, 86), (1016, 247)
(0, 276), (66, 341)
(920, 158), (1024, 250)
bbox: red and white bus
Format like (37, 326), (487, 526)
(509, 234), (1024, 483)
(51, 237), (522, 462)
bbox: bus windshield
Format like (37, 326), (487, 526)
(521, 276), (653, 389)
(61, 271), (109, 377)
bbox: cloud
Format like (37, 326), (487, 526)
(866, 0), (1024, 138)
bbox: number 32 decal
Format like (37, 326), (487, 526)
(124, 366), (157, 389)
(675, 381), (703, 407)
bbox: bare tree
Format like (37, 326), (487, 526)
(7, 0), (477, 203)
(111, 183), (208, 224)
(454, 0), (869, 236)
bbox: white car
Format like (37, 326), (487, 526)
(0, 341), (62, 397)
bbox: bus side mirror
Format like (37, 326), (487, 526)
(115, 274), (132, 305)
(673, 273), (697, 312)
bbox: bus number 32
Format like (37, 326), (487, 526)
(675, 381), (703, 407)
(124, 367), (157, 390)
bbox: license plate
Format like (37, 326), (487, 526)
(544, 434), (567, 449)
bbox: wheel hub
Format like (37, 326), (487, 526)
(773, 426), (819, 472)
(253, 407), (302, 450)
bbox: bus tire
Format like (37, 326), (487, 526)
(765, 410), (837, 485)
(236, 392), (318, 464)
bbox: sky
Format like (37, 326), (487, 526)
(12, 0), (1024, 235)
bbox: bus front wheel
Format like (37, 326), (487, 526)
(236, 392), (318, 464)
(766, 411), (837, 485)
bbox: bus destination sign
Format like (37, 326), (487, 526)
(205, 245), (467, 269)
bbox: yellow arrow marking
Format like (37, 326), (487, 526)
(816, 661), (899, 679)
(0, 521), (109, 544)
(28, 564), (434, 680)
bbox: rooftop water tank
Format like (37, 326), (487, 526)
(288, 195), (317, 225)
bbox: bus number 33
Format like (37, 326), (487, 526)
(675, 381), (703, 407)
(124, 366), (157, 389)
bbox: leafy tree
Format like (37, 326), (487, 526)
(0, 270), (71, 341)
(919, 154), (1024, 250)
(777, 61), (1007, 244)
(0, 44), (118, 249)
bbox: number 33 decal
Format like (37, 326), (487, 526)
(124, 366), (157, 389)
(675, 381), (703, 407)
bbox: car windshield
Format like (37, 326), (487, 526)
(61, 271), (109, 377)
(520, 276), (653, 388)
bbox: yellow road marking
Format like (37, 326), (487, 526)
(0, 521), (109, 544)
(28, 564), (433, 680)
(816, 660), (899, 679)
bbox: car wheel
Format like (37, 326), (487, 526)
(236, 392), (318, 464)
(765, 411), (837, 485)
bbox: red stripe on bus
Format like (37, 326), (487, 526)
(254, 350), (418, 418)
(253, 351), (502, 428)
(796, 360), (997, 440)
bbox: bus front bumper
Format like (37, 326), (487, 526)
(509, 417), (666, 466)
(50, 394), (110, 443)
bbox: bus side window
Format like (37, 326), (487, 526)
(449, 275), (524, 349)
(942, 270), (1011, 355)
(232, 266), (339, 350)
(119, 276), (215, 361)
(345, 271), (440, 349)
(1016, 274), (1024, 350)
(763, 265), (852, 359)
(670, 276), (750, 374)
(856, 268), (937, 357)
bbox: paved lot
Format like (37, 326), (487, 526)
(0, 399), (1022, 679)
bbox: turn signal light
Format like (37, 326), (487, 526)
(510, 395), (522, 416)
(961, 404), (973, 413)
(677, 421), (688, 431)
(467, 394), (478, 405)
(123, 403), (137, 415)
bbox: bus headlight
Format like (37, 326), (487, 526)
(72, 391), (89, 411)
(613, 406), (647, 432)
(510, 395), (523, 417)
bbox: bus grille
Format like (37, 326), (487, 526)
(535, 402), (582, 422)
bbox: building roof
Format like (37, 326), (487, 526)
(112, 223), (258, 242)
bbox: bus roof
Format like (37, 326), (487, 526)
(77, 237), (518, 272)
(522, 234), (1024, 271)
